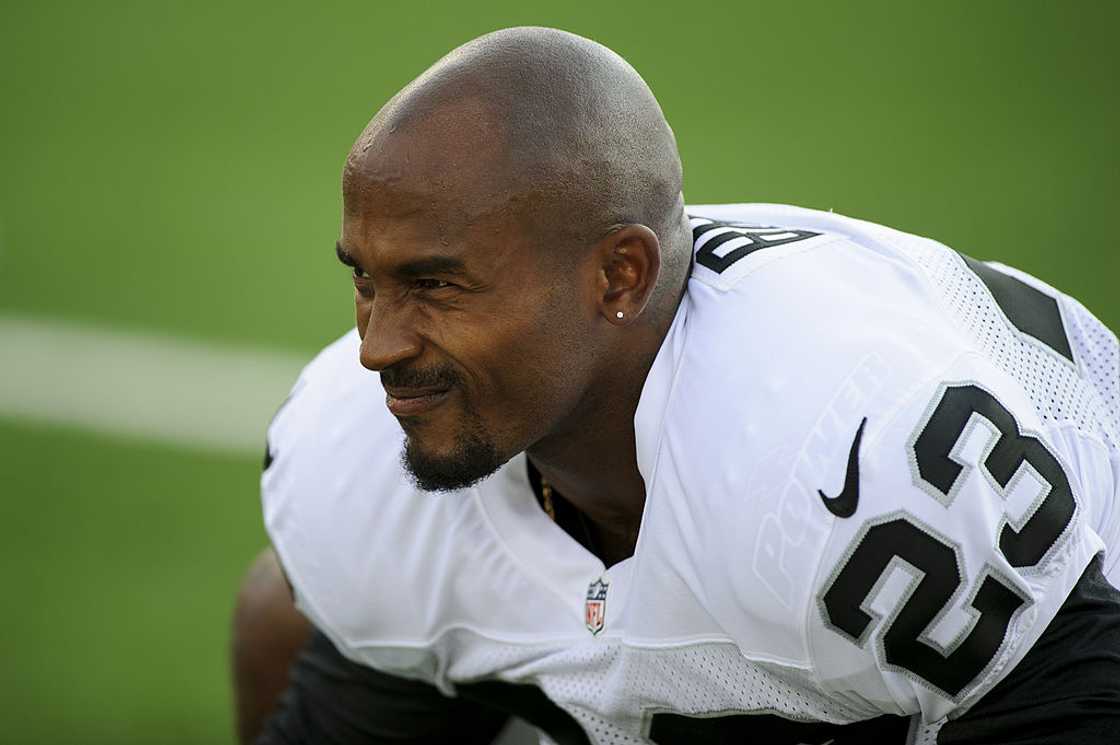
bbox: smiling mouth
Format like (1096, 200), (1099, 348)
(384, 387), (452, 417)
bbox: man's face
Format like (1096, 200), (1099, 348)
(339, 111), (598, 490)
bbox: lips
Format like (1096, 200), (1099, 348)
(383, 386), (451, 416)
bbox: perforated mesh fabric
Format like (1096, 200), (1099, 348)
(910, 718), (945, 745)
(619, 644), (868, 722)
(902, 238), (1119, 451)
(1064, 294), (1120, 435)
(437, 630), (877, 744)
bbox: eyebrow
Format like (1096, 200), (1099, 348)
(395, 255), (468, 278)
(335, 242), (469, 278)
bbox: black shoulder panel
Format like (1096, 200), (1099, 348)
(961, 254), (1074, 362)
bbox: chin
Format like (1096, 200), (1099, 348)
(401, 428), (506, 493)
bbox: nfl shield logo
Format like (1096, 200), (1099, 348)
(585, 577), (609, 635)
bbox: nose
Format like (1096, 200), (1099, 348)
(358, 299), (423, 372)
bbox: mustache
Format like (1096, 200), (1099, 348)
(379, 363), (460, 390)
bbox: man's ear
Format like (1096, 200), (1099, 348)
(594, 224), (661, 325)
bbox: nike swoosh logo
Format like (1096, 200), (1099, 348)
(818, 417), (868, 518)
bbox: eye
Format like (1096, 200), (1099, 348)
(414, 278), (453, 291)
(350, 268), (374, 300)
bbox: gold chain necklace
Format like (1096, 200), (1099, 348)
(539, 475), (557, 522)
(538, 473), (601, 558)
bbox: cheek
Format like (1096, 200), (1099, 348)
(450, 273), (594, 416)
(452, 318), (543, 399)
(482, 320), (587, 413)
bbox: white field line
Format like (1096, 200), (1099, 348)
(0, 314), (545, 745)
(0, 316), (310, 454)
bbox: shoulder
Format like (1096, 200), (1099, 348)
(655, 205), (965, 488)
(260, 331), (472, 674)
(259, 330), (572, 685)
(264, 329), (377, 450)
(654, 348), (1101, 720)
(647, 205), (1107, 719)
(684, 202), (927, 291)
(262, 330), (407, 517)
(678, 203), (957, 390)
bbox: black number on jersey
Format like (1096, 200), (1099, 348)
(469, 684), (911, 745)
(821, 384), (1076, 698)
(459, 682), (590, 745)
(691, 219), (820, 274)
(913, 384), (1077, 567)
(649, 711), (909, 745)
(822, 517), (1027, 697)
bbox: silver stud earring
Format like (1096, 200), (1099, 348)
(616, 311), (624, 319)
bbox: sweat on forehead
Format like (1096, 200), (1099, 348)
(342, 27), (684, 245)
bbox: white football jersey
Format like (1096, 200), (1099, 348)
(263, 204), (1120, 744)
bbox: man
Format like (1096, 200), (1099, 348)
(234, 27), (1120, 744)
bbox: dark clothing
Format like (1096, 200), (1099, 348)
(937, 554), (1120, 744)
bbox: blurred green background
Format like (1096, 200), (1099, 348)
(1, 1), (1116, 743)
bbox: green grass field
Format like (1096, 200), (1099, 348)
(1, 2), (1117, 743)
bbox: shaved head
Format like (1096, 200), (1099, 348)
(344, 27), (690, 285)
(340, 28), (691, 491)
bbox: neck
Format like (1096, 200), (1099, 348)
(526, 311), (672, 553)
(527, 234), (691, 560)
(528, 410), (647, 529)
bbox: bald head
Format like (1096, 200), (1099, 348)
(339, 29), (693, 492)
(344, 27), (689, 276)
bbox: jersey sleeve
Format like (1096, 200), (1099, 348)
(806, 350), (1106, 723)
(258, 330), (554, 696)
(260, 332), (357, 655)
(258, 330), (443, 686)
